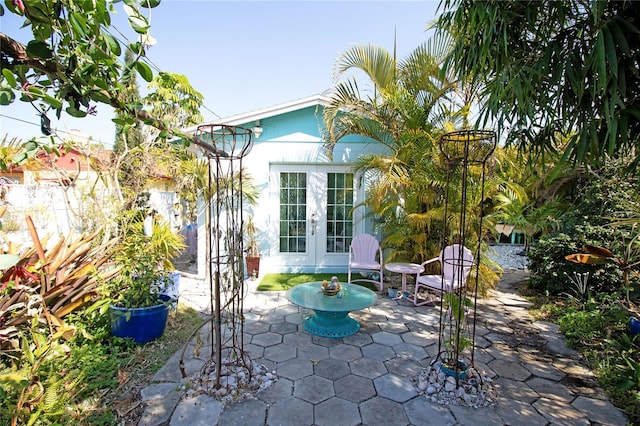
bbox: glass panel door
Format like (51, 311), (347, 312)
(326, 172), (353, 253)
(269, 165), (357, 272)
(279, 172), (307, 253)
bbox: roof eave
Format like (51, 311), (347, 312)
(182, 93), (332, 135)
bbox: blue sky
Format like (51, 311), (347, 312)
(1, 1), (440, 147)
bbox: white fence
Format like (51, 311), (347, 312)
(2, 184), (177, 249)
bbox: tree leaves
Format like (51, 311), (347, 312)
(124, 4), (150, 34)
(134, 61), (153, 82)
(25, 40), (52, 59)
(437, 0), (640, 166)
(0, 0), (203, 143)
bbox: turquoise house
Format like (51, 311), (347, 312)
(188, 94), (389, 274)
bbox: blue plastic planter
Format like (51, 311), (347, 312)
(110, 295), (173, 344)
(630, 317), (640, 336)
(440, 360), (469, 380)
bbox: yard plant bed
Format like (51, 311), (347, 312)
(1, 303), (203, 425)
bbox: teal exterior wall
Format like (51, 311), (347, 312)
(190, 98), (390, 274)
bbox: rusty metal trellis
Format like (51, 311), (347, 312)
(179, 124), (253, 392)
(434, 129), (496, 387)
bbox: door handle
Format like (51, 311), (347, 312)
(310, 213), (316, 236)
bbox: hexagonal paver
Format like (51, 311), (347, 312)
(342, 331), (373, 347)
(404, 395), (457, 425)
(473, 348), (495, 364)
(496, 397), (548, 426)
(412, 311), (440, 325)
(489, 359), (532, 381)
(278, 304), (300, 315)
(243, 343), (264, 359)
(329, 344), (362, 362)
(270, 321), (299, 334)
(315, 358), (350, 380)
(474, 334), (492, 348)
(217, 398), (267, 426)
(571, 395), (628, 426)
(243, 321), (271, 335)
(349, 357), (388, 379)
(526, 377), (574, 402)
(359, 396), (408, 426)
(494, 378), (539, 403)
(261, 313), (286, 324)
(384, 357), (423, 379)
(371, 331), (403, 346)
(263, 343), (296, 362)
(449, 404), (505, 425)
(521, 357), (567, 381)
(283, 331), (313, 346)
(361, 343), (396, 361)
(533, 397), (590, 425)
(392, 342), (427, 360)
(277, 359), (314, 381)
(484, 342), (520, 362)
(314, 397), (361, 426)
(312, 335), (343, 347)
(355, 320), (382, 335)
(257, 377), (293, 404)
(373, 373), (417, 402)
(484, 332), (510, 344)
(293, 375), (334, 404)
(378, 321), (409, 334)
(251, 332), (283, 347)
(401, 329), (438, 346)
(297, 344), (329, 361)
(266, 397), (313, 426)
(285, 312), (304, 324)
(334, 374), (376, 402)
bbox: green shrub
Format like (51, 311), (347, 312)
(527, 224), (623, 296)
(557, 294), (628, 346)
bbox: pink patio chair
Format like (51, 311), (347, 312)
(413, 244), (474, 306)
(347, 234), (384, 292)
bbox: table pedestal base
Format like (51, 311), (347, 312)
(304, 310), (359, 338)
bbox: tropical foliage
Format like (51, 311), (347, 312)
(322, 42), (456, 260)
(0, 0), (211, 156)
(526, 155), (640, 296)
(107, 217), (184, 309)
(435, 0), (640, 166)
(322, 41), (502, 293)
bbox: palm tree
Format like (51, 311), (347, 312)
(322, 39), (465, 259)
(322, 37), (510, 294)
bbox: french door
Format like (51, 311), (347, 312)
(268, 164), (359, 272)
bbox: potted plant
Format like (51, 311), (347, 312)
(440, 292), (473, 379)
(106, 211), (185, 344)
(245, 215), (260, 279)
(387, 286), (399, 299)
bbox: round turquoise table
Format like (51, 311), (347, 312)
(286, 282), (377, 338)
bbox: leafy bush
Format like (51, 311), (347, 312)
(1, 302), (201, 425)
(557, 294), (628, 346)
(528, 224), (623, 295)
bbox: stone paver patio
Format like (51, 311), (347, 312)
(138, 270), (627, 426)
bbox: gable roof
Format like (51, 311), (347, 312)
(183, 93), (332, 134)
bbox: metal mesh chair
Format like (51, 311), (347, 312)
(413, 244), (474, 306)
(347, 234), (384, 292)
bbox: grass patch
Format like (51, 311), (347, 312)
(257, 273), (349, 291)
(257, 273), (379, 292)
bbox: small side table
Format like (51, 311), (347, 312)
(384, 262), (423, 295)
